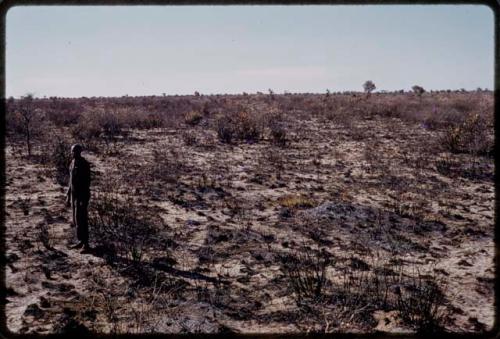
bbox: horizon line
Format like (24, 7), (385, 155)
(9, 87), (493, 100)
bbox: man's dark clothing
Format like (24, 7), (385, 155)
(67, 157), (91, 245)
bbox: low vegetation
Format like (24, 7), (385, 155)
(4, 89), (494, 334)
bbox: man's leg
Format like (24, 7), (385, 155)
(76, 199), (89, 248)
(68, 198), (84, 248)
(71, 198), (77, 227)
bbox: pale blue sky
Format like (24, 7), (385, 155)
(6, 5), (494, 98)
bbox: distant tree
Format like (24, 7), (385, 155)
(15, 94), (40, 157)
(325, 89), (330, 97)
(412, 85), (425, 98)
(363, 81), (376, 96)
(268, 88), (275, 100)
(194, 91), (200, 97)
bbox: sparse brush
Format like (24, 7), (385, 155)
(440, 126), (462, 154)
(263, 148), (285, 181)
(396, 268), (450, 333)
(149, 148), (185, 185)
(89, 184), (169, 265)
(36, 221), (52, 250)
(184, 111), (203, 126)
(435, 154), (456, 177)
(19, 196), (31, 216)
(280, 246), (332, 303)
(215, 111), (263, 144)
(51, 137), (72, 186)
(100, 111), (123, 141)
(215, 115), (236, 144)
(181, 131), (198, 146)
(325, 106), (355, 128)
(440, 113), (492, 156)
(235, 111), (262, 143)
(268, 113), (288, 146)
(100, 290), (120, 333)
(141, 113), (165, 129)
(70, 109), (124, 143)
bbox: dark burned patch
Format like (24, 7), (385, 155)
(255, 309), (302, 324)
(206, 225), (233, 244)
(349, 257), (371, 271)
(53, 311), (91, 334)
(297, 201), (433, 255)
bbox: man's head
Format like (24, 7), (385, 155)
(71, 144), (83, 159)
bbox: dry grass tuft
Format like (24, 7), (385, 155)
(278, 195), (316, 209)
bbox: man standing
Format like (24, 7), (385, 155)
(65, 144), (91, 253)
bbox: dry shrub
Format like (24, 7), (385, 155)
(388, 191), (430, 223)
(215, 114), (236, 144)
(440, 113), (492, 155)
(181, 131), (198, 146)
(99, 111), (123, 140)
(280, 246), (333, 303)
(280, 250), (450, 333)
(440, 126), (462, 154)
(270, 124), (287, 146)
(118, 109), (165, 129)
(266, 148), (285, 180)
(235, 111), (262, 143)
(396, 268), (449, 333)
(32, 132), (71, 181)
(336, 258), (450, 333)
(36, 221), (52, 250)
(45, 102), (82, 127)
(325, 106), (355, 129)
(71, 111), (103, 141)
(184, 111), (203, 126)
(17, 196), (31, 216)
(140, 113), (165, 129)
(421, 108), (464, 130)
(435, 154), (456, 177)
(267, 112), (288, 146)
(215, 111), (263, 144)
(71, 109), (125, 142)
(89, 187), (166, 264)
(278, 194), (316, 209)
(51, 137), (72, 186)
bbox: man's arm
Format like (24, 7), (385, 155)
(65, 161), (72, 206)
(84, 160), (92, 190)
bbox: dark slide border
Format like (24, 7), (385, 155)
(0, 1), (497, 338)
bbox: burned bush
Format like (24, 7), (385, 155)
(215, 114), (236, 144)
(215, 111), (263, 144)
(89, 188), (168, 264)
(280, 246), (333, 303)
